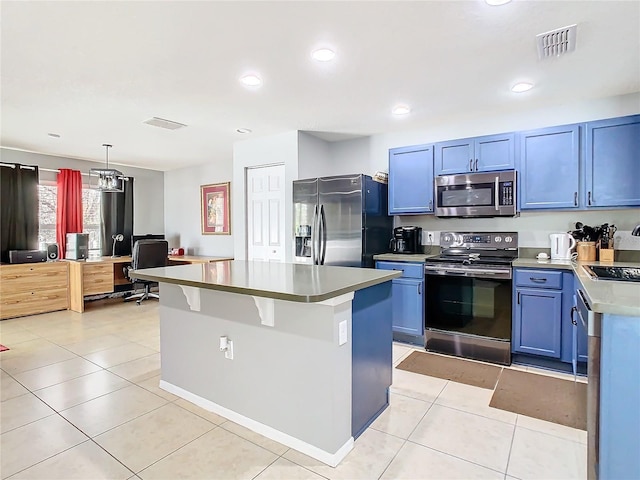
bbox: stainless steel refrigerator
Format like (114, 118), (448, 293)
(293, 174), (393, 267)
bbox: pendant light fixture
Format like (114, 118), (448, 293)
(89, 144), (124, 192)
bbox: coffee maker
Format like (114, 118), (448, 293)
(390, 226), (422, 254)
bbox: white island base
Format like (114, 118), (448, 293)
(156, 278), (393, 467)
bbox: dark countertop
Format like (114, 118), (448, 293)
(131, 260), (401, 303)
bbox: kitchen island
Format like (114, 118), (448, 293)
(131, 260), (400, 467)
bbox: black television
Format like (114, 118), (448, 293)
(131, 234), (165, 251)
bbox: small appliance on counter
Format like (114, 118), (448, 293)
(65, 233), (89, 260)
(549, 233), (576, 260)
(390, 226), (422, 254)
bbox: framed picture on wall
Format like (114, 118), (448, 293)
(200, 182), (231, 235)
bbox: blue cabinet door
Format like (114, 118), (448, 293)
(391, 278), (424, 337)
(513, 287), (562, 358)
(388, 144), (434, 214)
(476, 133), (515, 172)
(519, 125), (580, 210)
(435, 139), (473, 175)
(585, 115), (640, 207)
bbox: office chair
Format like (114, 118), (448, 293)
(124, 239), (169, 305)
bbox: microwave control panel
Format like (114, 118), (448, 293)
(499, 181), (514, 206)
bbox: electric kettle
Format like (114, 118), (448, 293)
(549, 233), (576, 260)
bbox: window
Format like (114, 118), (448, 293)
(38, 184), (102, 254)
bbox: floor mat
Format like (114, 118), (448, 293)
(489, 368), (587, 430)
(396, 351), (503, 389)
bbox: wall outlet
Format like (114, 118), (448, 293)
(422, 231), (436, 245)
(224, 340), (234, 360)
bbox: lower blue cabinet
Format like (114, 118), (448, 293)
(513, 287), (563, 358)
(376, 261), (424, 345)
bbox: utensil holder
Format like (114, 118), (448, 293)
(577, 242), (597, 262)
(599, 248), (615, 262)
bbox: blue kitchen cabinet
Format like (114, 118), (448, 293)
(519, 124), (581, 210)
(585, 114), (640, 208)
(513, 287), (563, 358)
(435, 133), (515, 175)
(388, 144), (434, 215)
(376, 261), (424, 345)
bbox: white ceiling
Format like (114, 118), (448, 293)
(1, 1), (639, 172)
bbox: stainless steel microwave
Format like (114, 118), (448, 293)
(435, 170), (517, 217)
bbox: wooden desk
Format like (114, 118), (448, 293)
(68, 255), (233, 312)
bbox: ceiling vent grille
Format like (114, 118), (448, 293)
(143, 117), (187, 130)
(536, 24), (577, 59)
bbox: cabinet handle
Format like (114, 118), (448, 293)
(418, 283), (422, 295)
(574, 192), (578, 207)
(475, 159), (478, 171)
(570, 306), (578, 326)
(469, 159), (473, 172)
(529, 277), (548, 283)
(517, 291), (520, 304)
(588, 191), (592, 206)
(428, 200), (433, 211)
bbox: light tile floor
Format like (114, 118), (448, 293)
(1, 300), (587, 479)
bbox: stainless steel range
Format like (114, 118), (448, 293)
(424, 232), (518, 365)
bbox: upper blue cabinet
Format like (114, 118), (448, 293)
(435, 133), (515, 175)
(519, 124), (581, 210)
(585, 115), (640, 208)
(388, 144), (434, 215)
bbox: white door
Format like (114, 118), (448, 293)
(247, 164), (286, 262)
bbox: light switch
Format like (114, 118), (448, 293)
(338, 320), (348, 346)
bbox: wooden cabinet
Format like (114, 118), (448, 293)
(435, 133), (515, 175)
(585, 114), (640, 208)
(82, 263), (114, 296)
(0, 262), (69, 319)
(388, 144), (434, 215)
(519, 124), (581, 210)
(376, 261), (424, 345)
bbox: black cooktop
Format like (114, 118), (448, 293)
(587, 266), (640, 283)
(426, 248), (517, 266)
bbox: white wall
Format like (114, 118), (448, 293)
(1, 147), (165, 235)
(232, 131), (299, 261)
(297, 132), (331, 179)
(163, 161), (234, 255)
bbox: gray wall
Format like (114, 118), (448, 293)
(163, 161), (234, 255)
(0, 147), (165, 235)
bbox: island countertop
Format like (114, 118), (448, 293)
(132, 260), (401, 303)
(514, 258), (640, 316)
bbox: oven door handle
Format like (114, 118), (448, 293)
(424, 265), (511, 278)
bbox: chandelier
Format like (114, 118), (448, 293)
(89, 144), (124, 192)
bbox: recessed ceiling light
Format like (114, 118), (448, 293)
(392, 105), (411, 116)
(485, 0), (511, 5)
(311, 48), (336, 62)
(236, 128), (252, 134)
(240, 74), (262, 87)
(511, 82), (534, 93)
(47, 133), (60, 138)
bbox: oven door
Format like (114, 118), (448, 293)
(424, 264), (512, 364)
(435, 171), (516, 217)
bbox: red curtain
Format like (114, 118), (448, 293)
(56, 169), (83, 259)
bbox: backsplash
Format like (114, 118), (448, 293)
(396, 208), (640, 250)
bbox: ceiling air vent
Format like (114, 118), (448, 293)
(536, 24), (577, 59)
(143, 117), (187, 130)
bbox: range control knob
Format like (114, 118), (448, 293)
(505, 236), (513, 243)
(494, 236), (502, 243)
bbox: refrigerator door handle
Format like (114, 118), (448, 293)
(311, 204), (319, 265)
(320, 204), (327, 265)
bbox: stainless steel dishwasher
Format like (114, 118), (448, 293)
(576, 288), (601, 480)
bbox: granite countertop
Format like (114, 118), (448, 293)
(131, 260), (401, 303)
(515, 258), (640, 316)
(373, 253), (439, 262)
